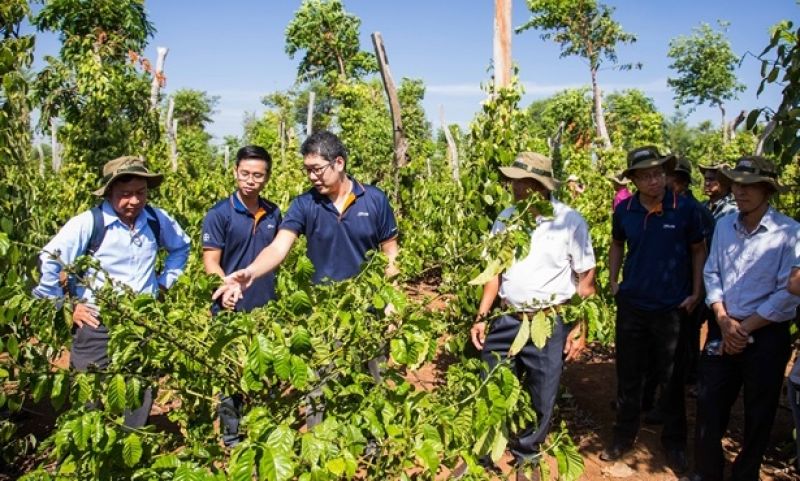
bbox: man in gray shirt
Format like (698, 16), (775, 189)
(693, 156), (800, 481)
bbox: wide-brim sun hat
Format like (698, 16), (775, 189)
(698, 162), (732, 174)
(622, 146), (676, 179)
(499, 152), (559, 192)
(671, 156), (693, 184)
(606, 172), (629, 185)
(719, 155), (786, 193)
(93, 156), (164, 196)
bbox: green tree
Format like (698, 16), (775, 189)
(170, 88), (218, 131)
(667, 22), (745, 140)
(526, 88), (593, 150)
(747, 19), (800, 169)
(0, 0), (34, 166)
(398, 78), (433, 163)
(517, 0), (639, 151)
(32, 0), (159, 169)
(285, 0), (377, 86)
(604, 89), (665, 150)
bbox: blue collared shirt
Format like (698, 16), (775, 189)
(202, 193), (281, 312)
(280, 177), (398, 284)
(612, 189), (706, 311)
(704, 206), (800, 322)
(33, 201), (191, 305)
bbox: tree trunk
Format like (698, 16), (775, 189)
(224, 146), (230, 170)
(590, 68), (612, 150)
(719, 103), (727, 143)
(493, 0), (512, 90)
(440, 105), (459, 182)
(726, 110), (746, 142)
(306, 91), (315, 137)
(50, 119), (61, 172)
(36, 143), (45, 176)
(371, 32), (409, 168)
(755, 119), (776, 156)
(166, 98), (178, 171)
(149, 47), (169, 109)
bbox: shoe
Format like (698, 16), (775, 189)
(600, 441), (632, 461)
(665, 448), (689, 474)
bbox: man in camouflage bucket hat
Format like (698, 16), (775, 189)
(694, 155), (800, 481)
(33, 156), (190, 428)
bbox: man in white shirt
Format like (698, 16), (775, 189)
(470, 152), (596, 480)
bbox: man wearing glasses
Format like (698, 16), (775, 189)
(602, 146), (706, 475)
(213, 130), (399, 426)
(201, 145), (281, 446)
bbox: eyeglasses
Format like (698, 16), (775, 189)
(300, 163), (333, 177)
(634, 172), (665, 183)
(237, 170), (267, 181)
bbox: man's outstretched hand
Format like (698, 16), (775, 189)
(212, 269), (254, 310)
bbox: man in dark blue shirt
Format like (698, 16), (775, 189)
(602, 146), (706, 475)
(202, 145), (281, 446)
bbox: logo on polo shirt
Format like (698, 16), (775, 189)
(203, 232), (210, 241)
(266, 224), (275, 229)
(357, 211), (369, 217)
(663, 224), (676, 229)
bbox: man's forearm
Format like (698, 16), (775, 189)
(477, 275), (500, 317)
(608, 242), (623, 283)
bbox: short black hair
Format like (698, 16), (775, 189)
(301, 131), (348, 166)
(235, 145), (272, 171)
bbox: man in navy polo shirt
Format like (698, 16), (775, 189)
(202, 144), (281, 446)
(602, 146), (706, 474)
(214, 130), (399, 426)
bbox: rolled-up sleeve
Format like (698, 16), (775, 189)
(755, 229), (800, 322)
(569, 214), (596, 274)
(155, 208), (190, 289)
(32, 213), (93, 300)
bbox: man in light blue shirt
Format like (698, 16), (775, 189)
(694, 156), (800, 481)
(33, 156), (190, 427)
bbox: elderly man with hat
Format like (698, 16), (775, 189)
(693, 156), (800, 481)
(469, 152), (596, 480)
(603, 146), (707, 474)
(33, 156), (190, 427)
(699, 163), (737, 221)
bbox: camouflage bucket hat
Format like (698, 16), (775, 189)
(719, 156), (786, 193)
(622, 146), (676, 179)
(498, 152), (559, 192)
(93, 156), (164, 196)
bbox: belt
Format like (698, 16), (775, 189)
(507, 301), (567, 321)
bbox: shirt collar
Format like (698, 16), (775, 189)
(734, 205), (775, 235)
(230, 192), (270, 215)
(310, 175), (365, 202)
(100, 200), (155, 228)
(629, 189), (677, 212)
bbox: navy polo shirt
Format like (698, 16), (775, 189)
(612, 189), (704, 311)
(280, 177), (398, 284)
(202, 193), (281, 312)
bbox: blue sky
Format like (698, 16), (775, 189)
(25, 0), (799, 143)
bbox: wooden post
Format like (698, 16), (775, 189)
(306, 91), (315, 137)
(371, 31), (409, 168)
(166, 97), (178, 171)
(440, 105), (459, 182)
(36, 143), (45, 176)
(493, 0), (512, 90)
(224, 146), (230, 170)
(50, 119), (61, 172)
(150, 47), (169, 109)
(279, 119), (286, 163)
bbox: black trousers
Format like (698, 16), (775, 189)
(481, 314), (569, 461)
(71, 324), (154, 428)
(693, 321), (791, 481)
(612, 302), (687, 449)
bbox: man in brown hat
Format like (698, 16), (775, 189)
(699, 163), (737, 221)
(33, 156), (190, 428)
(603, 146), (707, 474)
(469, 152), (597, 480)
(694, 155), (800, 481)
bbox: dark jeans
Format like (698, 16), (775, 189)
(789, 379), (800, 473)
(694, 321), (791, 481)
(71, 324), (153, 428)
(481, 314), (569, 461)
(218, 394), (243, 447)
(612, 302), (687, 449)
